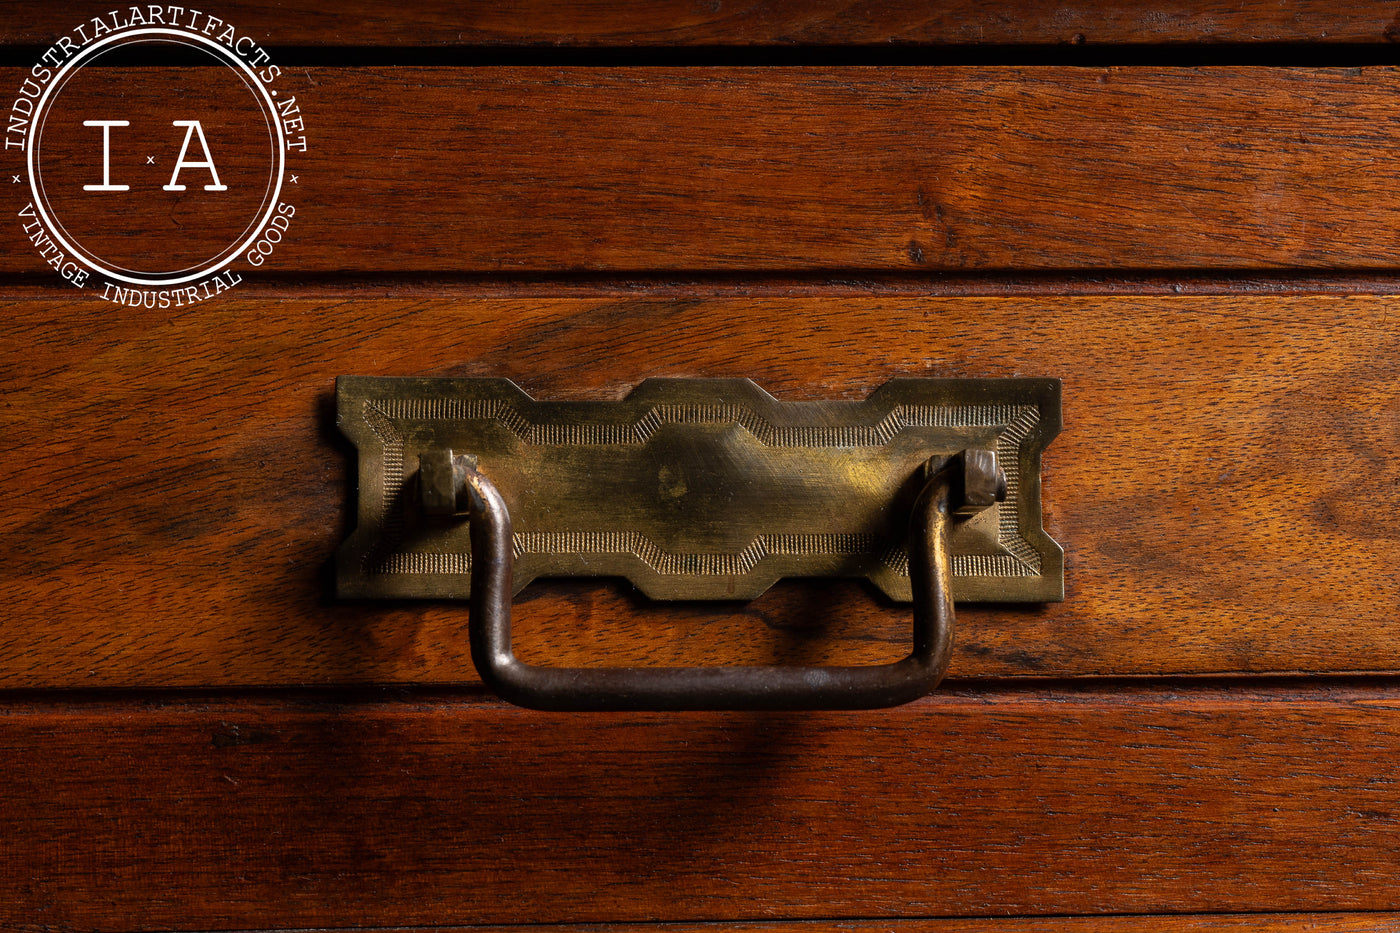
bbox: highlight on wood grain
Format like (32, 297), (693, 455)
(4, 1), (1399, 47)
(6, 67), (1400, 275)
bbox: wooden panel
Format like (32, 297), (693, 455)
(5, 687), (1400, 927)
(167, 916), (1400, 933)
(5, 1), (1400, 47)
(10, 7), (1397, 932)
(3, 294), (1399, 688)
(10, 67), (1400, 274)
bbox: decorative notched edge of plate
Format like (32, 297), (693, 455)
(336, 377), (1063, 604)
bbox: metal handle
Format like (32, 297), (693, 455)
(459, 452), (997, 712)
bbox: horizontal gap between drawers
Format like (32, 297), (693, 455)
(94, 909), (1400, 933)
(11, 270), (1400, 300)
(6, 43), (1400, 68)
(1, 674), (1399, 710)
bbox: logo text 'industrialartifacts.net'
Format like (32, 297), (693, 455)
(8, 7), (308, 306)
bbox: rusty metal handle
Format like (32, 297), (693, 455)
(460, 457), (975, 712)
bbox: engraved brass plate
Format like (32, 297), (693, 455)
(336, 377), (1062, 603)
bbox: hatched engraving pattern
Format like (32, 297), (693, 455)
(371, 399), (1032, 448)
(879, 548), (1040, 579)
(376, 533), (876, 576)
(997, 407), (1042, 572)
(362, 398), (1042, 579)
(361, 401), (405, 573)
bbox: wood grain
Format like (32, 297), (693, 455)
(11, 67), (1400, 274)
(5, 686), (1400, 927)
(6, 1), (1400, 48)
(3, 294), (1400, 688)
(8, 9), (1400, 932)
(209, 919), (1400, 933)
(110, 916), (1400, 933)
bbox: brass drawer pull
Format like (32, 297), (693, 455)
(337, 377), (1062, 710)
(452, 449), (995, 711)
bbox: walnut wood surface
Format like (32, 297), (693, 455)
(6, 1), (1400, 47)
(221, 919), (1400, 933)
(8, 8), (1400, 932)
(3, 294), (1398, 688)
(5, 686), (1400, 927)
(10, 67), (1400, 273)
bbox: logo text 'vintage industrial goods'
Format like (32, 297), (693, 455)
(8, 7), (308, 306)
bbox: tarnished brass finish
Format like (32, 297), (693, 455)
(418, 450), (477, 517)
(949, 447), (1009, 517)
(455, 451), (985, 711)
(336, 377), (1062, 604)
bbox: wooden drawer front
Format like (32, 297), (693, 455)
(5, 688), (1400, 928)
(6, 4), (1400, 929)
(2, 294), (1397, 687)
(5, 65), (1400, 275)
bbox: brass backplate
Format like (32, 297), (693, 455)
(337, 377), (1062, 603)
